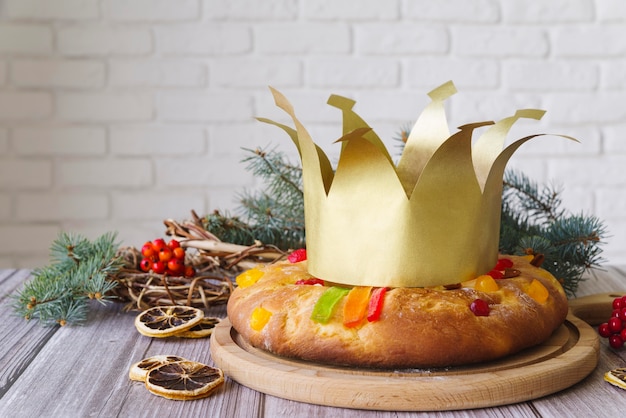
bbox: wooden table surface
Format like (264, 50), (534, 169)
(1, 266), (626, 417)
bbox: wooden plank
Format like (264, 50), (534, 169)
(262, 394), (539, 417)
(0, 299), (141, 417)
(0, 270), (60, 399)
(0, 296), (264, 417)
(0, 269), (30, 300)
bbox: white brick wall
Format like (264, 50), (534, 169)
(1, 0), (625, 268)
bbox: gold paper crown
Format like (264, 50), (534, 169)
(260, 81), (573, 288)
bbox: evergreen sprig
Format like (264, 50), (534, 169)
(202, 147), (305, 250)
(500, 170), (606, 296)
(13, 232), (123, 326)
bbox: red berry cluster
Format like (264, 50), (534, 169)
(139, 238), (195, 278)
(598, 295), (626, 349)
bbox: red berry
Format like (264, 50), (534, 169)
(470, 299), (490, 316)
(152, 260), (166, 274)
(141, 242), (156, 258)
(599, 323), (611, 338)
(184, 265), (196, 278)
(139, 258), (151, 272)
(172, 247), (186, 260)
(621, 328), (626, 341)
(167, 258), (184, 273)
(613, 309), (622, 319)
(494, 258), (513, 270)
(167, 239), (180, 250)
(609, 334), (624, 349)
(613, 297), (623, 310)
(608, 317), (623, 333)
(158, 247), (173, 262)
(152, 238), (167, 251)
(288, 248), (307, 263)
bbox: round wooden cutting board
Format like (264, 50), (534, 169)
(211, 295), (605, 411)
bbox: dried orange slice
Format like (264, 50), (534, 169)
(134, 305), (204, 338)
(129, 355), (187, 382)
(176, 317), (221, 339)
(145, 360), (224, 400)
(605, 368), (626, 390)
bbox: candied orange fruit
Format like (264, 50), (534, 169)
(527, 279), (549, 303)
(236, 268), (264, 288)
(249, 306), (272, 331)
(474, 275), (499, 292)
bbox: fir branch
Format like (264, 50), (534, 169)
(241, 147), (304, 203)
(501, 170), (606, 296)
(201, 147), (305, 250)
(13, 232), (123, 326)
(502, 170), (564, 223)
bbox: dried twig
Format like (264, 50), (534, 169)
(108, 212), (288, 311)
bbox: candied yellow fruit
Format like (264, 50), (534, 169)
(236, 268), (264, 288)
(527, 279), (549, 303)
(249, 306), (272, 331)
(474, 275), (499, 292)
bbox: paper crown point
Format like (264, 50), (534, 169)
(260, 81), (574, 288)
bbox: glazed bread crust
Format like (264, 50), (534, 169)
(227, 256), (569, 369)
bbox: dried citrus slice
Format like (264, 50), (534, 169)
(129, 355), (187, 382)
(145, 360), (224, 400)
(134, 305), (204, 338)
(605, 368), (626, 390)
(176, 317), (221, 339)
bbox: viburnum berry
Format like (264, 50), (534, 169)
(613, 297), (624, 310)
(167, 258), (184, 273)
(184, 265), (196, 278)
(152, 238), (167, 252)
(158, 247), (173, 262)
(139, 258), (152, 272)
(141, 242), (156, 259)
(172, 247), (186, 260)
(598, 295), (626, 349)
(609, 335), (624, 349)
(609, 317), (623, 333)
(152, 260), (166, 274)
(167, 239), (180, 250)
(598, 323), (611, 338)
(470, 299), (490, 316)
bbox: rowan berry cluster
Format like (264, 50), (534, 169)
(139, 238), (195, 277)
